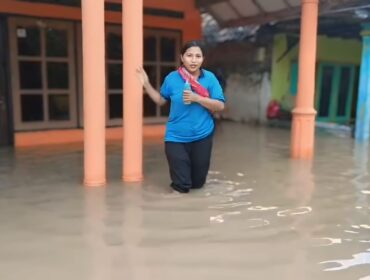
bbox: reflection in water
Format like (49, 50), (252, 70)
(277, 206), (312, 217)
(210, 211), (241, 224)
(353, 143), (370, 206)
(345, 230), (359, 234)
(84, 188), (110, 280)
(209, 201), (252, 209)
(3, 123), (370, 279)
(317, 142), (370, 275)
(247, 218), (270, 228)
(225, 188), (253, 197)
(282, 161), (316, 280)
(320, 249), (370, 271)
(352, 224), (370, 229)
(248, 206), (278, 211)
(313, 237), (342, 247)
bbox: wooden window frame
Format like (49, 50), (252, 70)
(9, 17), (77, 131)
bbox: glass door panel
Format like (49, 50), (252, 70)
(316, 63), (355, 124)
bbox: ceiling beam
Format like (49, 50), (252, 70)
(282, 0), (293, 9)
(221, 7), (301, 27)
(198, 0), (369, 28)
(228, 1), (244, 18)
(196, 0), (226, 9)
(251, 0), (267, 14)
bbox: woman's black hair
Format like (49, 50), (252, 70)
(180, 40), (206, 56)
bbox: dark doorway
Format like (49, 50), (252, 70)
(0, 16), (13, 146)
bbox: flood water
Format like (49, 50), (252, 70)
(0, 122), (370, 280)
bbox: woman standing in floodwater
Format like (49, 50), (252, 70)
(137, 41), (225, 193)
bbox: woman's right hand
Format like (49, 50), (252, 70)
(136, 67), (166, 106)
(136, 67), (150, 88)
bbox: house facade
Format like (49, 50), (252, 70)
(0, 0), (202, 146)
(271, 33), (363, 126)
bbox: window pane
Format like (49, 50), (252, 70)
(48, 94), (70, 121)
(47, 62), (69, 89)
(144, 65), (157, 86)
(19, 61), (42, 89)
(17, 26), (41, 56)
(108, 64), (122, 89)
(109, 94), (123, 119)
(144, 36), (156, 61)
(290, 62), (298, 96)
(337, 67), (351, 117)
(143, 65), (157, 117)
(107, 32), (122, 60)
(19, 0), (80, 6)
(160, 66), (175, 83)
(160, 66), (175, 116)
(161, 99), (171, 116)
(144, 95), (156, 117)
(21, 94), (44, 122)
(46, 28), (68, 57)
(160, 37), (176, 62)
(318, 66), (334, 118)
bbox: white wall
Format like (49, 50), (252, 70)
(222, 72), (271, 124)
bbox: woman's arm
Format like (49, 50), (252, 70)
(136, 67), (167, 106)
(183, 92), (225, 112)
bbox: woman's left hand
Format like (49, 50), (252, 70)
(183, 91), (201, 104)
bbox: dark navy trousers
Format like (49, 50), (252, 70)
(165, 133), (213, 192)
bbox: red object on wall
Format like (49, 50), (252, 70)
(267, 100), (281, 119)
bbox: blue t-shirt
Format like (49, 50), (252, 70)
(160, 69), (225, 143)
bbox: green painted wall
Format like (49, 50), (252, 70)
(271, 34), (362, 109)
(271, 34), (298, 106)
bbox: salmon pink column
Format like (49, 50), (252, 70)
(81, 0), (106, 186)
(122, 0), (144, 182)
(291, 0), (319, 160)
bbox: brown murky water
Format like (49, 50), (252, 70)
(1, 122), (370, 280)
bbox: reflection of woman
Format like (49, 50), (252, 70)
(137, 41), (225, 193)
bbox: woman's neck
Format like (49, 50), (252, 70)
(187, 68), (201, 79)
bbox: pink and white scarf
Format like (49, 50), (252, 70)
(178, 66), (210, 98)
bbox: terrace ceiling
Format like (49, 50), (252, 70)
(196, 0), (370, 27)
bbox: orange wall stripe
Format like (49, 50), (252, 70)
(15, 125), (166, 147)
(0, 0), (202, 42)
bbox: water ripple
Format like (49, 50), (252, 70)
(320, 249), (370, 271)
(247, 218), (270, 228)
(208, 201), (252, 209)
(312, 237), (342, 247)
(209, 211), (241, 224)
(277, 206), (312, 217)
(248, 206), (278, 211)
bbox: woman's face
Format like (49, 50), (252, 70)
(180, 46), (204, 74)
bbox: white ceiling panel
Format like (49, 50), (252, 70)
(257, 0), (287, 12)
(210, 2), (239, 21)
(199, 0), (358, 27)
(230, 0), (260, 17)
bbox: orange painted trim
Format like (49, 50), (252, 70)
(1, 0), (195, 14)
(108, 0), (196, 11)
(0, 0), (200, 25)
(0, 2), (183, 25)
(15, 125), (166, 147)
(0, 0), (202, 40)
(0, 0), (81, 19)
